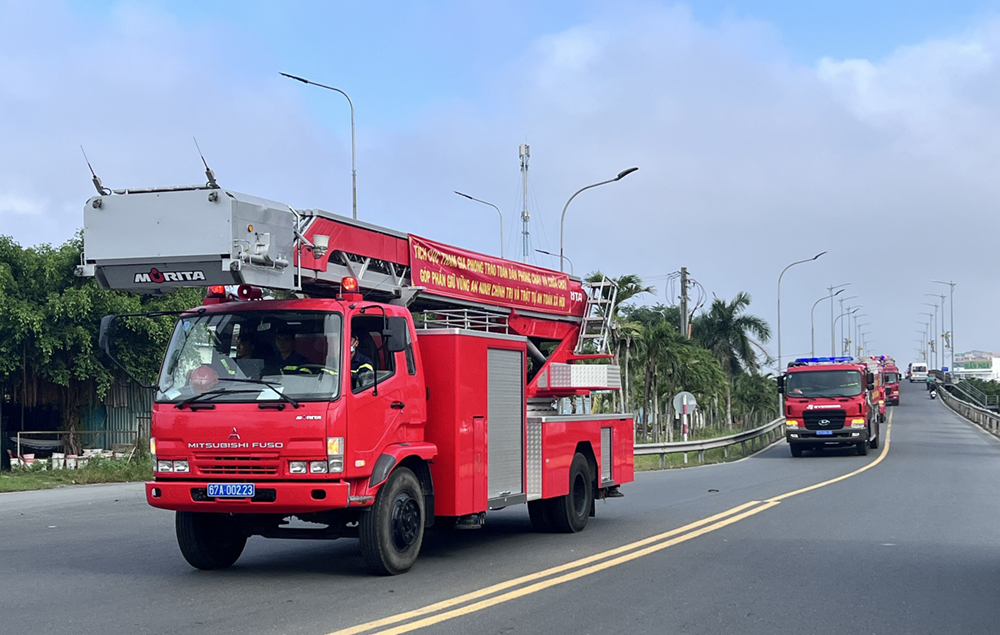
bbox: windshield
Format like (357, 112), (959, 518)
(156, 310), (343, 403)
(912, 365), (927, 373)
(786, 369), (863, 398)
(884, 372), (899, 384)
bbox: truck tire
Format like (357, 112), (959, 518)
(548, 453), (593, 533)
(175, 511), (247, 570)
(359, 467), (425, 575)
(528, 499), (554, 532)
(790, 445), (803, 457)
(856, 440), (869, 456)
(869, 424), (880, 449)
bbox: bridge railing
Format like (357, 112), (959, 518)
(634, 416), (785, 468)
(939, 386), (1000, 435)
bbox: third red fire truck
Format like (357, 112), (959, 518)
(80, 183), (634, 575)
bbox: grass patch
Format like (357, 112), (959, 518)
(635, 435), (783, 471)
(0, 456), (152, 493)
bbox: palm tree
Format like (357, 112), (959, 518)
(692, 292), (771, 426)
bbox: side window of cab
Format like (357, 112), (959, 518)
(350, 316), (397, 393)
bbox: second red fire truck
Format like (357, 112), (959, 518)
(81, 184), (634, 575)
(780, 357), (881, 457)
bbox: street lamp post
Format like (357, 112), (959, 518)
(920, 312), (936, 369)
(535, 249), (573, 275)
(777, 252), (826, 374)
(281, 72), (358, 220)
(833, 307), (858, 354)
(827, 283), (851, 355)
(856, 322), (870, 357)
(811, 288), (844, 356)
(922, 303), (939, 369)
(559, 167), (638, 272)
(933, 280), (957, 369)
(837, 296), (858, 354)
(927, 291), (948, 369)
(455, 191), (503, 256)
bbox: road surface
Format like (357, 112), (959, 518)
(3, 382), (999, 634)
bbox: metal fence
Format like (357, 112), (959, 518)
(939, 386), (1000, 435)
(634, 416), (785, 468)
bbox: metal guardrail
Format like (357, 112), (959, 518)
(635, 416), (785, 468)
(939, 386), (1000, 435)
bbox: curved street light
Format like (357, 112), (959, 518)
(777, 252), (826, 373)
(559, 167), (638, 272)
(811, 288), (844, 356)
(281, 72), (358, 220)
(933, 280), (957, 369)
(455, 191), (503, 256)
(535, 249), (573, 275)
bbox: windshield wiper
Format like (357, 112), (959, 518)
(175, 389), (259, 409)
(214, 377), (301, 408)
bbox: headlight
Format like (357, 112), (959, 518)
(172, 460), (189, 473)
(329, 457), (344, 473)
(156, 460), (173, 472)
(310, 460), (329, 474)
(289, 461), (307, 474)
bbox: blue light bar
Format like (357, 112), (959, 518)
(794, 356), (855, 363)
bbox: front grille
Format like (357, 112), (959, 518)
(803, 410), (846, 430)
(195, 455), (280, 476)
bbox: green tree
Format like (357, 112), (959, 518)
(691, 292), (772, 426)
(0, 233), (203, 451)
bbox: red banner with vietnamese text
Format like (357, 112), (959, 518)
(409, 235), (574, 315)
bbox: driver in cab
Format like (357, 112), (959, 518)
(265, 327), (310, 375)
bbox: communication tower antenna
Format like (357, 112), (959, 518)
(520, 143), (530, 263)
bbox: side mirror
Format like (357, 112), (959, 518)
(99, 314), (115, 355)
(383, 318), (407, 353)
(867, 372), (875, 390)
(776, 375), (785, 394)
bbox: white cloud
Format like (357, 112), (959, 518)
(2, 1), (999, 360)
(0, 192), (45, 216)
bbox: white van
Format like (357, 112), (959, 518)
(910, 363), (928, 382)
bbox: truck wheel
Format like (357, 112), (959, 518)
(549, 453), (593, 533)
(856, 440), (869, 456)
(175, 512), (247, 570)
(359, 467), (425, 575)
(869, 425), (880, 449)
(790, 445), (803, 457)
(528, 500), (554, 532)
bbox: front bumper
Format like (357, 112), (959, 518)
(786, 428), (869, 446)
(146, 480), (352, 514)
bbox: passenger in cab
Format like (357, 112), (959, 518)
(350, 334), (374, 389)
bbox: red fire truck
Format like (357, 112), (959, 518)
(81, 185), (634, 575)
(881, 359), (901, 406)
(779, 357), (880, 457)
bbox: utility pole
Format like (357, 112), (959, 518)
(519, 144), (530, 263)
(679, 267), (690, 339)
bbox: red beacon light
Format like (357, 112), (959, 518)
(340, 277), (362, 301)
(204, 285), (230, 305)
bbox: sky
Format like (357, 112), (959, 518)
(2, 0), (1000, 370)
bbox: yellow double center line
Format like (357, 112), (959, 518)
(329, 412), (893, 635)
